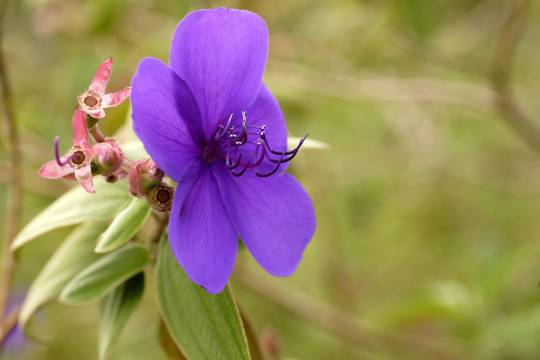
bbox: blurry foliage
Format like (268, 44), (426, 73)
(3, 0), (540, 359)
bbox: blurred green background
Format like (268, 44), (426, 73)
(3, 0), (540, 359)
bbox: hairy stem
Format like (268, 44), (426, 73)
(0, 0), (22, 323)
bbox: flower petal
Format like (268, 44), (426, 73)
(71, 108), (90, 149)
(169, 165), (237, 294)
(131, 57), (202, 181)
(214, 166), (315, 276)
(89, 58), (113, 95)
(127, 160), (145, 197)
(85, 108), (106, 119)
(248, 85), (287, 150)
(170, 8), (269, 140)
(102, 87), (131, 108)
(74, 165), (95, 193)
(37, 159), (73, 179)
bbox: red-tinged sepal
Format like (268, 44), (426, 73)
(89, 57), (113, 95)
(102, 87), (131, 108)
(37, 159), (72, 179)
(74, 165), (95, 193)
(71, 108), (91, 148)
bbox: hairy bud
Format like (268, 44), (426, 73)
(127, 159), (164, 197)
(92, 140), (124, 176)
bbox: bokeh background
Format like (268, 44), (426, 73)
(3, 0), (540, 359)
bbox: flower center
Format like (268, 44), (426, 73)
(148, 184), (174, 212)
(69, 150), (87, 167)
(205, 112), (307, 177)
(79, 91), (101, 109)
(84, 96), (98, 107)
(70, 150), (86, 165)
(156, 187), (172, 203)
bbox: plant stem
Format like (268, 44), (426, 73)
(0, 0), (22, 323)
(149, 213), (169, 263)
(489, 0), (540, 152)
(89, 124), (108, 143)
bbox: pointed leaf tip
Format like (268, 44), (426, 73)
(12, 180), (131, 253)
(95, 198), (151, 253)
(60, 245), (149, 305)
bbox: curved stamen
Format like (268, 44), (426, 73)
(226, 144), (242, 170)
(215, 114), (234, 140)
(231, 140), (263, 177)
(54, 136), (72, 166)
(260, 140), (296, 163)
(259, 135), (305, 164)
(231, 161), (250, 177)
(263, 133), (308, 156)
(265, 152), (297, 164)
(256, 154), (284, 178)
(212, 112), (307, 178)
(251, 142), (266, 168)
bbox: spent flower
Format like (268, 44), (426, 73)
(38, 108), (124, 193)
(78, 58), (131, 119)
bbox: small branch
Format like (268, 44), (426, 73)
(149, 213), (169, 263)
(89, 124), (108, 143)
(489, 0), (540, 152)
(234, 268), (460, 359)
(0, 0), (22, 322)
(0, 306), (20, 348)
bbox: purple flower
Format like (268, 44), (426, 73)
(131, 8), (316, 293)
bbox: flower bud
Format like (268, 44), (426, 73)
(92, 140), (124, 176)
(127, 159), (164, 197)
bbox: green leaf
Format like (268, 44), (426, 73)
(12, 180), (131, 252)
(60, 245), (149, 304)
(95, 198), (151, 253)
(99, 272), (145, 360)
(19, 222), (108, 339)
(156, 235), (251, 360)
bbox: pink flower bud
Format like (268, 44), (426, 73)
(92, 140), (124, 176)
(127, 159), (164, 197)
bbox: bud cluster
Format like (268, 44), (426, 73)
(128, 159), (174, 212)
(37, 58), (174, 211)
